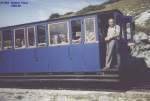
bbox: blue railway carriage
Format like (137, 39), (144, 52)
(0, 10), (134, 78)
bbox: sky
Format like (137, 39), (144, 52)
(0, 0), (108, 27)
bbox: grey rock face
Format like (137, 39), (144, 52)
(134, 32), (149, 43)
(130, 32), (150, 67)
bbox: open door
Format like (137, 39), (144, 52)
(98, 12), (115, 69)
(98, 11), (123, 69)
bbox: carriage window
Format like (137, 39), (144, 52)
(27, 27), (35, 47)
(0, 31), (2, 50)
(84, 17), (96, 43)
(37, 25), (46, 47)
(126, 23), (131, 40)
(71, 20), (81, 44)
(49, 22), (68, 45)
(14, 28), (25, 48)
(3, 29), (12, 50)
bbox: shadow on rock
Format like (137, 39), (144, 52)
(120, 44), (150, 89)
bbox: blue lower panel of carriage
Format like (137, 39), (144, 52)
(0, 50), (13, 73)
(0, 43), (101, 73)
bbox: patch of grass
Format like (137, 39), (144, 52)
(76, 0), (150, 17)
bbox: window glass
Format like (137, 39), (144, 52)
(71, 20), (81, 43)
(49, 22), (68, 45)
(37, 25), (46, 47)
(0, 31), (2, 50)
(126, 23), (131, 40)
(85, 17), (96, 42)
(3, 29), (12, 50)
(27, 27), (35, 47)
(14, 28), (25, 48)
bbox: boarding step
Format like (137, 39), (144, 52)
(0, 74), (119, 80)
(101, 68), (119, 75)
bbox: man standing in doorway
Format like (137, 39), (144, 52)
(103, 18), (120, 70)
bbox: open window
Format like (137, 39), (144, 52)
(14, 28), (25, 48)
(123, 16), (134, 42)
(126, 23), (132, 40)
(84, 17), (96, 43)
(71, 19), (81, 44)
(37, 25), (46, 47)
(2, 29), (12, 50)
(49, 21), (69, 45)
(27, 26), (36, 47)
(0, 31), (2, 50)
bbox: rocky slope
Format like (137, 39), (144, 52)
(77, 0), (150, 17)
(130, 32), (150, 67)
(135, 10), (150, 26)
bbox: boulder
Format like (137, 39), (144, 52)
(134, 32), (149, 43)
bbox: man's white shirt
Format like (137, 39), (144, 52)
(107, 25), (120, 39)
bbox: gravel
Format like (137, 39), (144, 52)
(0, 88), (150, 101)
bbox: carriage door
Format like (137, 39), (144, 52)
(69, 18), (85, 72)
(98, 13), (115, 68)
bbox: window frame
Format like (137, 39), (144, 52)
(70, 18), (82, 44)
(0, 31), (2, 50)
(2, 29), (13, 50)
(126, 22), (132, 40)
(48, 21), (69, 46)
(37, 24), (47, 47)
(84, 17), (97, 43)
(27, 26), (36, 48)
(14, 28), (26, 49)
